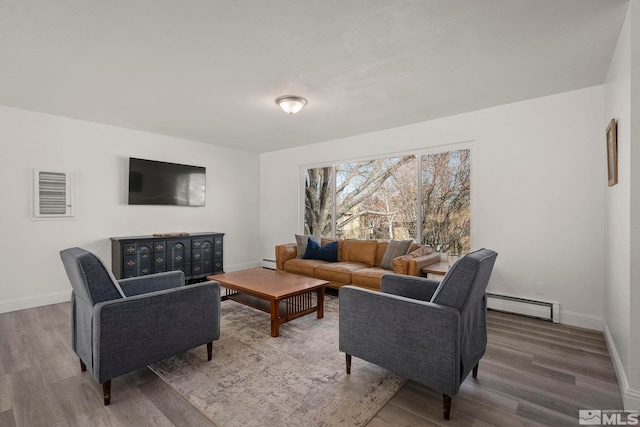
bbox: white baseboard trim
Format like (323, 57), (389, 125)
(558, 310), (603, 331)
(602, 320), (640, 411)
(223, 261), (261, 272)
(0, 290), (72, 314)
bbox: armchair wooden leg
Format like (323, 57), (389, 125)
(346, 354), (352, 375)
(79, 358), (86, 372)
(207, 342), (213, 361)
(103, 381), (111, 406)
(473, 362), (479, 378)
(443, 394), (451, 420)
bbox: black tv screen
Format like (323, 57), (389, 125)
(128, 158), (206, 206)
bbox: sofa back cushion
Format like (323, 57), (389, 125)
(375, 241), (388, 267)
(380, 239), (413, 270)
(341, 239), (378, 266)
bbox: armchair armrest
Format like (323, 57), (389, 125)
(93, 281), (220, 383)
(339, 286), (461, 395)
(275, 243), (297, 270)
(118, 270), (185, 296)
(381, 274), (440, 302)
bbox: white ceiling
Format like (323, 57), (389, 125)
(0, 1), (630, 153)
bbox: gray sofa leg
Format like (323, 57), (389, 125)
(346, 354), (352, 374)
(473, 362), (479, 378)
(207, 342), (213, 361)
(79, 358), (86, 372)
(103, 380), (111, 406)
(443, 394), (451, 420)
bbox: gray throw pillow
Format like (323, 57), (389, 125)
(380, 239), (413, 270)
(295, 234), (321, 258)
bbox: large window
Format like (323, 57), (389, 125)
(304, 148), (470, 254)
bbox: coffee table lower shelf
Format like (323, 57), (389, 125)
(210, 268), (327, 337)
(222, 288), (323, 337)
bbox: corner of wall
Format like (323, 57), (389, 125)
(603, 319), (640, 411)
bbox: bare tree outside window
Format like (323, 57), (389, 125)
(304, 167), (333, 235)
(421, 149), (470, 254)
(303, 149), (470, 254)
(335, 156), (415, 239)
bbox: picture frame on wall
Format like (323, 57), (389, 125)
(607, 118), (618, 187)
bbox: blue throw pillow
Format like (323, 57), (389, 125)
(303, 238), (338, 262)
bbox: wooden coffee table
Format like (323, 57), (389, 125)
(207, 268), (328, 337)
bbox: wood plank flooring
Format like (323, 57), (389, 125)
(0, 303), (622, 426)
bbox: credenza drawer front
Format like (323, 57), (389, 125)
(191, 239), (204, 249)
(154, 241), (166, 252)
(154, 255), (166, 267)
(123, 244), (136, 255)
(192, 249), (203, 262)
(192, 263), (203, 275)
(124, 255), (137, 270)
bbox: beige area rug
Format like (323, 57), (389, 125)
(149, 294), (407, 427)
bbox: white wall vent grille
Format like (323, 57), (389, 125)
(32, 169), (75, 219)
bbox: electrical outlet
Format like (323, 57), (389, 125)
(535, 283), (544, 294)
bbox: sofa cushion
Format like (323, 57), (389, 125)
(351, 267), (388, 291)
(314, 262), (369, 284)
(303, 239), (338, 262)
(295, 234), (321, 258)
(283, 258), (328, 277)
(380, 239), (413, 270)
(408, 245), (434, 257)
(341, 240), (378, 266)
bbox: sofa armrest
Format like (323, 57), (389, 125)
(118, 270), (185, 296)
(275, 243), (298, 270)
(406, 252), (441, 276)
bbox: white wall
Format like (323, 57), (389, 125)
(604, 0), (633, 409)
(631, 0), (640, 406)
(604, 0), (640, 410)
(0, 105), (261, 313)
(261, 86), (606, 329)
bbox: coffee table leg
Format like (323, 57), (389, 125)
(270, 299), (279, 337)
(317, 287), (324, 319)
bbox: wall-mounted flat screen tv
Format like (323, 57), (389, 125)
(128, 158), (206, 206)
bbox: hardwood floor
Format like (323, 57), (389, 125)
(0, 303), (622, 426)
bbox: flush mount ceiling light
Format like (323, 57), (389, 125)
(276, 95), (307, 114)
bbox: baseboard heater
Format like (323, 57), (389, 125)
(262, 258), (277, 270)
(487, 293), (559, 323)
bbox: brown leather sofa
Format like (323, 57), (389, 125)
(275, 238), (441, 291)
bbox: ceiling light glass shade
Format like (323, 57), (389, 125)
(276, 95), (307, 114)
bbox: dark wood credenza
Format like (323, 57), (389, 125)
(110, 232), (224, 281)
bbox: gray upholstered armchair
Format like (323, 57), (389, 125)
(339, 248), (497, 420)
(60, 247), (221, 405)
